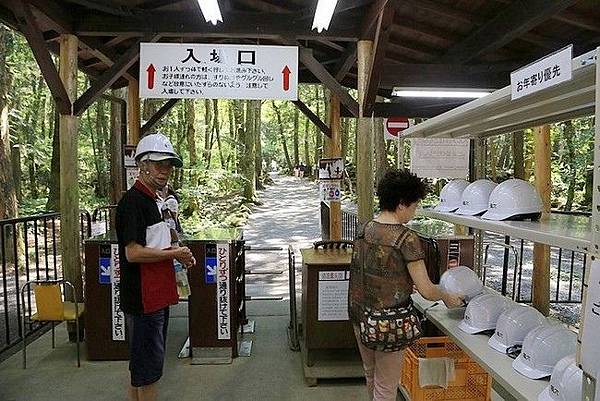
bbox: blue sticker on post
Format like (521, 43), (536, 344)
(99, 244), (111, 284)
(205, 243), (217, 284)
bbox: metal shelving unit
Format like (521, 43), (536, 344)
(400, 47), (599, 401)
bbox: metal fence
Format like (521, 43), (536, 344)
(0, 211), (92, 358)
(92, 205), (116, 235)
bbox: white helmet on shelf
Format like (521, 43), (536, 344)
(134, 132), (183, 167)
(488, 304), (546, 353)
(513, 324), (577, 379)
(537, 355), (582, 401)
(435, 179), (470, 212)
(481, 179), (542, 221)
(439, 266), (483, 303)
(455, 179), (498, 216)
(457, 293), (512, 334)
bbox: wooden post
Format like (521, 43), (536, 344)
(357, 40), (374, 225)
(128, 79), (141, 144)
(329, 95), (342, 240)
(58, 34), (82, 329)
(532, 125), (551, 315)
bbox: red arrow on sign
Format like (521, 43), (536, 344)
(146, 64), (156, 90)
(282, 65), (291, 91)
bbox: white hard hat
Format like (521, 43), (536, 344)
(488, 304), (546, 353)
(455, 179), (498, 216)
(435, 179), (470, 212)
(481, 179), (542, 221)
(457, 293), (512, 334)
(134, 133), (183, 167)
(538, 355), (582, 401)
(513, 324), (577, 379)
(439, 266), (483, 303)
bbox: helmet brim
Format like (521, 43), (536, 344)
(513, 354), (551, 379)
(139, 152), (183, 168)
(481, 207), (542, 221)
(435, 204), (460, 212)
(457, 320), (487, 334)
(537, 386), (554, 401)
(488, 334), (509, 354)
(455, 207), (487, 216)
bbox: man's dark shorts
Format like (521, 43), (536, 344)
(126, 307), (169, 387)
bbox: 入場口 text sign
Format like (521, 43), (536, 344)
(139, 43), (298, 100)
(510, 45), (572, 100)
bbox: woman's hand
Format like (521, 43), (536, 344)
(442, 292), (464, 308)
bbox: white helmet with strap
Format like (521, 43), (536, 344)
(537, 355), (582, 401)
(435, 179), (470, 212)
(481, 179), (542, 221)
(488, 304), (546, 353)
(455, 179), (498, 216)
(439, 265), (483, 303)
(134, 132), (183, 167)
(457, 293), (512, 334)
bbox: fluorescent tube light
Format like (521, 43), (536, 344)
(312, 0), (338, 33)
(197, 0), (223, 25)
(391, 89), (491, 98)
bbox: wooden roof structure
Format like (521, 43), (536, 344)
(1, 0), (600, 118)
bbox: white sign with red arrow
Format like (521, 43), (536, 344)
(139, 43), (298, 100)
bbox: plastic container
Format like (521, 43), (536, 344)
(401, 336), (491, 401)
(174, 260), (190, 298)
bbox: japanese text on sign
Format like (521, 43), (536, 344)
(140, 43), (298, 100)
(319, 181), (342, 202)
(510, 45), (572, 100)
(410, 138), (470, 179)
(216, 243), (231, 340)
(318, 271), (350, 321)
(111, 244), (125, 341)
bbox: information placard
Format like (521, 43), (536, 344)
(410, 138), (469, 179)
(140, 43), (298, 100)
(317, 270), (350, 321)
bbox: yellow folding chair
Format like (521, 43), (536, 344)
(20, 279), (85, 368)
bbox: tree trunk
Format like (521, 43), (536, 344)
(142, 99), (161, 128)
(293, 106), (299, 166)
(488, 137), (498, 181)
(563, 121), (576, 211)
(241, 100), (256, 200)
(233, 100), (245, 173)
(303, 114), (311, 168)
(314, 86), (322, 165)
(93, 98), (108, 198)
(513, 131), (525, 179)
(204, 99), (213, 167)
(213, 99), (226, 169)
(185, 99), (197, 168)
(497, 136), (510, 173)
(25, 75), (44, 198)
(374, 117), (387, 185)
(341, 117), (349, 164)
(0, 25), (17, 220)
(254, 100), (263, 188)
(227, 101), (235, 169)
(272, 101), (293, 171)
(109, 88), (125, 208)
(46, 110), (60, 210)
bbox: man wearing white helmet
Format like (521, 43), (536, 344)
(116, 132), (194, 401)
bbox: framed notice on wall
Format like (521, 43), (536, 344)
(123, 145), (137, 190)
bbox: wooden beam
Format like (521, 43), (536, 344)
(379, 63), (514, 89)
(532, 124), (551, 316)
(333, 43), (357, 82)
(74, 39), (142, 116)
(439, 0), (578, 64)
(27, 0), (74, 33)
(299, 48), (359, 117)
(554, 10), (600, 33)
(357, 40), (373, 225)
(359, 0), (388, 39)
(141, 99), (180, 135)
(292, 100), (331, 138)
(58, 33), (82, 312)
(236, 0), (293, 14)
(328, 95), (342, 240)
(363, 6), (394, 116)
(12, 1), (71, 115)
(341, 98), (472, 118)
(128, 79), (141, 144)
(77, 37), (136, 81)
(75, 11), (361, 41)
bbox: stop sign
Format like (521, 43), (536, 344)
(384, 117), (410, 139)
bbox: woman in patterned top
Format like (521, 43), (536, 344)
(349, 169), (464, 401)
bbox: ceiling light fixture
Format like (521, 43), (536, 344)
(391, 88), (491, 98)
(197, 0), (223, 25)
(312, 0), (339, 33)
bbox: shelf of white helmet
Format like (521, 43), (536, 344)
(411, 293), (548, 401)
(416, 208), (590, 253)
(399, 50), (596, 140)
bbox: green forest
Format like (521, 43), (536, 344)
(0, 24), (595, 233)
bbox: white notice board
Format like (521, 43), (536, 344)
(318, 271), (350, 321)
(139, 43), (298, 100)
(410, 138), (469, 179)
(581, 259), (600, 398)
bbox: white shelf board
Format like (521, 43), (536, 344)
(401, 51), (597, 139)
(412, 293), (548, 401)
(417, 208), (590, 252)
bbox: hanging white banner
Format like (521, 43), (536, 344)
(216, 243), (231, 340)
(111, 244), (125, 341)
(410, 138), (470, 178)
(140, 43), (298, 100)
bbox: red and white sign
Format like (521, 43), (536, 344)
(384, 117), (410, 140)
(139, 43), (298, 100)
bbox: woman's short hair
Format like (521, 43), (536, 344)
(377, 169), (428, 211)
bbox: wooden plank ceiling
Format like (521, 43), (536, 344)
(0, 0), (599, 117)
